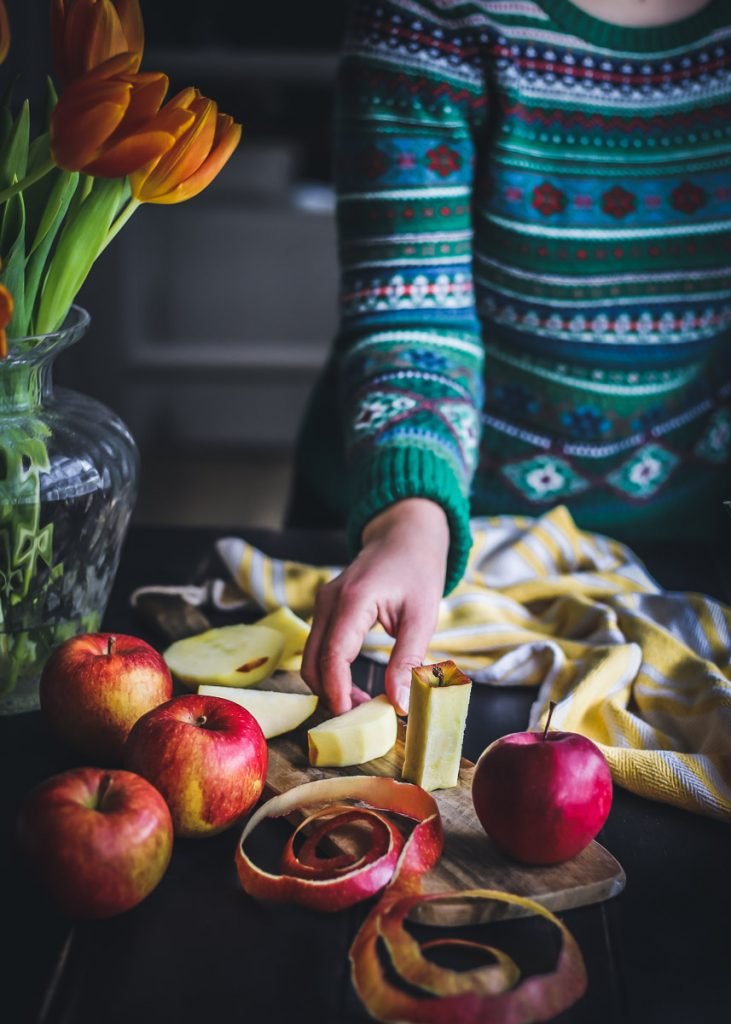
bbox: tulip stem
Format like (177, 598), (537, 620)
(0, 157), (55, 204)
(100, 198), (141, 255)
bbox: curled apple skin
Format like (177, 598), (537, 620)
(472, 729), (613, 865)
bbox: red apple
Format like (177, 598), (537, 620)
(17, 767), (174, 918)
(472, 705), (613, 865)
(124, 694), (268, 838)
(40, 633), (173, 762)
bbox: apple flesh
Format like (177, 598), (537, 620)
(307, 695), (397, 767)
(472, 718), (613, 865)
(254, 606), (311, 673)
(197, 685), (318, 738)
(163, 624), (284, 689)
(17, 767), (174, 919)
(40, 633), (173, 762)
(125, 694), (268, 838)
(401, 662), (472, 791)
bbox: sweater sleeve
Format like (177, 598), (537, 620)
(334, 0), (487, 593)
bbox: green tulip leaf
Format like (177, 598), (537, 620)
(28, 132), (51, 174)
(35, 177), (126, 334)
(27, 167), (78, 257)
(0, 100), (30, 190)
(26, 172), (79, 332)
(45, 77), (58, 128)
(0, 192), (27, 335)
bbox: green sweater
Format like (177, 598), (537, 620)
(295, 0), (731, 590)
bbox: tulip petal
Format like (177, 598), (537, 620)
(142, 118), (241, 204)
(115, 0), (144, 57)
(85, 1), (132, 78)
(51, 0), (70, 83)
(51, 93), (130, 170)
(116, 71), (169, 134)
(0, 282), (13, 328)
(64, 0), (98, 85)
(148, 106), (196, 139)
(53, 0), (143, 86)
(162, 87), (198, 114)
(71, 50), (138, 86)
(84, 129), (175, 177)
(128, 109), (197, 196)
(143, 98), (218, 198)
(1, 0), (11, 64)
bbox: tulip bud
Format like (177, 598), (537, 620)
(130, 89), (242, 205)
(50, 54), (189, 178)
(51, 0), (144, 88)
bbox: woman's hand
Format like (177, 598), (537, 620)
(301, 498), (449, 716)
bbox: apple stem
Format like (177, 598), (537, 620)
(542, 701), (557, 741)
(432, 665), (445, 686)
(107, 636), (116, 657)
(197, 715), (207, 727)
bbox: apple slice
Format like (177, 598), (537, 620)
(255, 606), (310, 672)
(308, 695), (397, 767)
(401, 661), (472, 791)
(163, 625), (284, 689)
(197, 685), (318, 739)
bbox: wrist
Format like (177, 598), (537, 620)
(361, 498), (449, 547)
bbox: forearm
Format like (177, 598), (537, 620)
(335, 0), (488, 592)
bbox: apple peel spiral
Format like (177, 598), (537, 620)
(235, 775), (587, 1023)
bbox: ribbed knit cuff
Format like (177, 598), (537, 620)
(347, 447), (472, 595)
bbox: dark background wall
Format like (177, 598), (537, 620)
(2, 0), (349, 527)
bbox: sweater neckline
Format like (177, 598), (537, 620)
(541, 0), (726, 53)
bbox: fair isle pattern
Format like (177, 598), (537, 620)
(216, 506), (731, 823)
(328, 0), (731, 587)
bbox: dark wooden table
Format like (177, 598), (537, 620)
(3, 525), (731, 1024)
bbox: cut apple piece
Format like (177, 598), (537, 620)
(163, 625), (284, 689)
(255, 606), (310, 672)
(197, 685), (318, 738)
(307, 694), (397, 767)
(401, 661), (472, 791)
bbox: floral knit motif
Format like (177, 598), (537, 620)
(306, 0), (731, 590)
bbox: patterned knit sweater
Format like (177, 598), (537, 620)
(295, 0), (731, 591)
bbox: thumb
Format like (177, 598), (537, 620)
(384, 610), (434, 715)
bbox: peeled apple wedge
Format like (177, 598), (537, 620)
(255, 607), (310, 672)
(308, 695), (398, 767)
(401, 661), (472, 791)
(163, 625), (284, 689)
(197, 685), (318, 738)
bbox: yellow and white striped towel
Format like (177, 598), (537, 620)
(215, 506), (731, 823)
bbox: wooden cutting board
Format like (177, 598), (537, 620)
(134, 599), (625, 926)
(261, 672), (626, 925)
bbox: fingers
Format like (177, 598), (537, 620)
(317, 591), (377, 715)
(301, 582), (336, 699)
(384, 606), (437, 716)
(301, 579), (376, 716)
(350, 683), (371, 706)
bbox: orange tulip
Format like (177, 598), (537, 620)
(0, 0), (9, 64)
(130, 88), (241, 205)
(51, 0), (144, 87)
(0, 282), (13, 358)
(51, 54), (195, 178)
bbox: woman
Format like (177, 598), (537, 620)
(290, 0), (731, 714)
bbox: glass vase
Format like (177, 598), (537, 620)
(0, 306), (139, 713)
